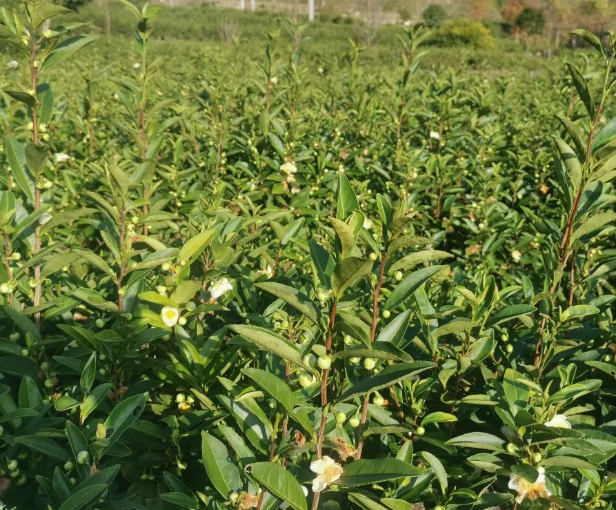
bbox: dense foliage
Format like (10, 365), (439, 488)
(0, 2), (616, 510)
(422, 5), (447, 29)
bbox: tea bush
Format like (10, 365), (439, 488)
(0, 2), (615, 510)
(433, 19), (495, 49)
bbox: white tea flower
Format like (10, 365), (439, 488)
(209, 277), (233, 300)
(133, 62), (141, 69)
(255, 265), (273, 279)
(429, 130), (440, 140)
(545, 413), (571, 429)
(161, 306), (179, 327)
(6, 60), (19, 70)
(310, 456), (343, 493)
(363, 218), (373, 230)
(280, 162), (297, 175)
(508, 467), (551, 503)
(55, 153), (71, 163)
(511, 250), (522, 262)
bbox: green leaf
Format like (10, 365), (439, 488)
(337, 458), (422, 487)
(331, 257), (374, 299)
(58, 485), (108, 510)
(138, 291), (177, 307)
(28, 2), (72, 30)
(571, 29), (605, 56)
(421, 451), (447, 495)
(160, 493), (198, 509)
(433, 319), (475, 339)
(242, 368), (313, 432)
(337, 173), (359, 220)
(387, 235), (432, 254)
(40, 208), (96, 235)
(54, 395), (80, 411)
(540, 456), (597, 470)
(389, 250), (452, 274)
(375, 310), (411, 345)
(337, 361), (435, 402)
(381, 498), (417, 510)
(6, 137), (34, 202)
(255, 282), (321, 325)
(201, 431), (242, 498)
(281, 217), (305, 246)
(217, 394), (269, 455)
(4, 90), (36, 107)
(556, 114), (586, 158)
(503, 368), (529, 416)
(309, 240), (335, 289)
(349, 493), (390, 510)
(421, 412), (457, 426)
(566, 62), (595, 119)
(592, 117), (616, 154)
(67, 288), (119, 313)
(0, 409), (38, 423)
(170, 280), (202, 305)
(554, 136), (582, 193)
(4, 307), (41, 342)
(330, 217), (356, 259)
(445, 432), (506, 451)
(485, 304), (536, 328)
(81, 384), (112, 423)
(38, 83), (54, 125)
(102, 394), (146, 453)
(229, 325), (307, 369)
(178, 229), (214, 264)
(547, 380), (602, 404)
(25, 143), (48, 176)
(117, 0), (142, 18)
(73, 249), (115, 278)
(42, 35), (100, 70)
(561, 304), (599, 321)
(333, 344), (413, 363)
(585, 361), (616, 378)
(247, 462), (308, 510)
(132, 247), (178, 271)
(570, 212), (616, 244)
(384, 265), (443, 310)
(80, 353), (96, 394)
(219, 425), (256, 465)
(15, 435), (70, 460)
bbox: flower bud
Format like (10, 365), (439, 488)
(298, 373), (315, 388)
(317, 355), (332, 370)
(363, 358), (376, 370)
(373, 393), (385, 406)
(76, 450), (90, 465)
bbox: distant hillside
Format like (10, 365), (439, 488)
(151, 0), (502, 25)
(149, 0), (615, 31)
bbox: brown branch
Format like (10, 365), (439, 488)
(356, 254), (387, 460)
(311, 300), (338, 510)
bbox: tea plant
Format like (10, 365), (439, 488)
(0, 3), (615, 510)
